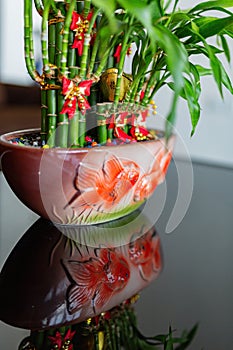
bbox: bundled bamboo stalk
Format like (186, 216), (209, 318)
(23, 0), (233, 146)
(24, 0), (155, 148)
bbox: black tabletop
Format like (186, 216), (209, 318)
(1, 159), (233, 350)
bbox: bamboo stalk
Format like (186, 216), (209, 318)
(34, 0), (44, 16)
(40, 88), (47, 144)
(78, 111), (87, 147)
(88, 36), (99, 76)
(60, 0), (76, 76)
(68, 109), (80, 147)
(76, 0), (84, 13)
(93, 37), (118, 79)
(24, 0), (38, 81)
(41, 0), (52, 75)
(79, 8), (100, 79)
(96, 103), (107, 144)
(141, 70), (157, 106)
(83, 0), (91, 18)
(113, 33), (132, 104)
(55, 7), (69, 148)
(46, 89), (57, 147)
(46, 12), (58, 148)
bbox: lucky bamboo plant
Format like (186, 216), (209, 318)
(24, 0), (233, 148)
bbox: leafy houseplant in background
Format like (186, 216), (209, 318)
(0, 0), (233, 226)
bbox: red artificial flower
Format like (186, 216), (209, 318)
(114, 127), (133, 142)
(60, 77), (93, 119)
(140, 90), (145, 100)
(61, 97), (77, 120)
(48, 329), (76, 350)
(114, 44), (122, 63)
(114, 44), (132, 63)
(70, 11), (95, 56)
(130, 125), (150, 139)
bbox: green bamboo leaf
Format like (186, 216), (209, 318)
(176, 15), (233, 43)
(91, 0), (117, 32)
(216, 62), (233, 93)
(197, 61), (233, 93)
(165, 92), (179, 140)
(153, 25), (188, 91)
(168, 12), (191, 32)
(183, 77), (201, 136)
(176, 324), (199, 350)
(118, 0), (162, 22)
(196, 65), (212, 76)
(220, 34), (231, 61)
(203, 41), (223, 96)
(117, 0), (162, 50)
(189, 0), (233, 13)
(223, 25), (233, 37)
(165, 341), (174, 350)
(198, 15), (233, 38)
(187, 43), (223, 56)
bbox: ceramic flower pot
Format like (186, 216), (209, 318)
(0, 211), (162, 330)
(0, 128), (174, 225)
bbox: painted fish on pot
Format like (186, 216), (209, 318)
(0, 127), (174, 225)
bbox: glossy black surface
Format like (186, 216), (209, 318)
(1, 159), (233, 349)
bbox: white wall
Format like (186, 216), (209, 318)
(0, 0), (233, 167)
(0, 1), (41, 85)
(147, 77), (233, 167)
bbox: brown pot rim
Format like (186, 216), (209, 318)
(0, 127), (167, 154)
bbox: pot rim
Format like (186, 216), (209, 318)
(0, 127), (168, 154)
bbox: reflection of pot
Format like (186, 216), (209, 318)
(0, 128), (174, 225)
(0, 211), (162, 330)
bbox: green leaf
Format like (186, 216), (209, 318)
(152, 25), (188, 92)
(117, 0), (162, 50)
(203, 40), (223, 96)
(118, 0), (162, 22)
(220, 34), (231, 62)
(189, 0), (233, 13)
(196, 62), (233, 93)
(183, 77), (201, 136)
(176, 324), (199, 350)
(91, 0), (117, 31)
(198, 15), (233, 39)
(169, 12), (191, 31)
(223, 25), (233, 37)
(166, 92), (179, 140)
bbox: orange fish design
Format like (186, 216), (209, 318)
(63, 248), (130, 314)
(133, 148), (172, 202)
(129, 230), (162, 281)
(67, 152), (140, 214)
